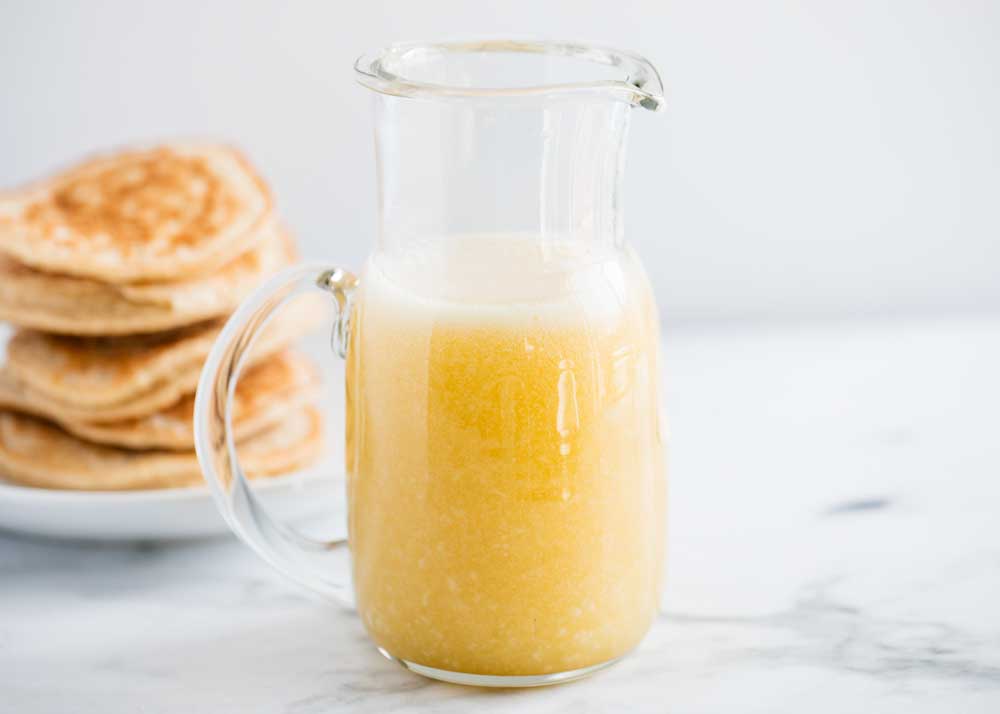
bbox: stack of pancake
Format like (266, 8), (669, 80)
(0, 144), (323, 490)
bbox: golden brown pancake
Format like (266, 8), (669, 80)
(0, 144), (272, 283)
(0, 351), (320, 450)
(5, 322), (230, 410)
(1, 297), (320, 418)
(0, 406), (323, 491)
(0, 221), (294, 335)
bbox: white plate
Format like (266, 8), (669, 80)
(0, 323), (346, 541)
(0, 468), (340, 540)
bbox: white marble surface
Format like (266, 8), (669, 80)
(1, 316), (999, 712)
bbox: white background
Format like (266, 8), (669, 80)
(1, 0), (997, 322)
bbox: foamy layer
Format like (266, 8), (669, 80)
(363, 237), (642, 327)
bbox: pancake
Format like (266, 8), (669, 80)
(0, 221), (294, 335)
(0, 366), (203, 424)
(2, 297), (320, 417)
(0, 143), (272, 283)
(0, 406), (323, 491)
(0, 351), (319, 450)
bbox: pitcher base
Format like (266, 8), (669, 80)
(377, 648), (623, 687)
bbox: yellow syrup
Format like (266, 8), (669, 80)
(346, 237), (666, 676)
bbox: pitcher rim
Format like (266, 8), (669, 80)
(354, 39), (665, 111)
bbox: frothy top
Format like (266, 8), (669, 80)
(363, 236), (638, 326)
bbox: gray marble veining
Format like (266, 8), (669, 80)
(1, 317), (999, 712)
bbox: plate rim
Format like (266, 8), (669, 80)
(0, 468), (333, 504)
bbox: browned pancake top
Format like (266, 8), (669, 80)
(24, 150), (239, 257)
(0, 143), (272, 282)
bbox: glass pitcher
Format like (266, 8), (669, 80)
(194, 39), (666, 687)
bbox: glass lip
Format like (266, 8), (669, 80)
(354, 39), (665, 111)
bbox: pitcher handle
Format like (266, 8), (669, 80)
(193, 264), (358, 607)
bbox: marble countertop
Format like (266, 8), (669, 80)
(2, 316), (998, 713)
